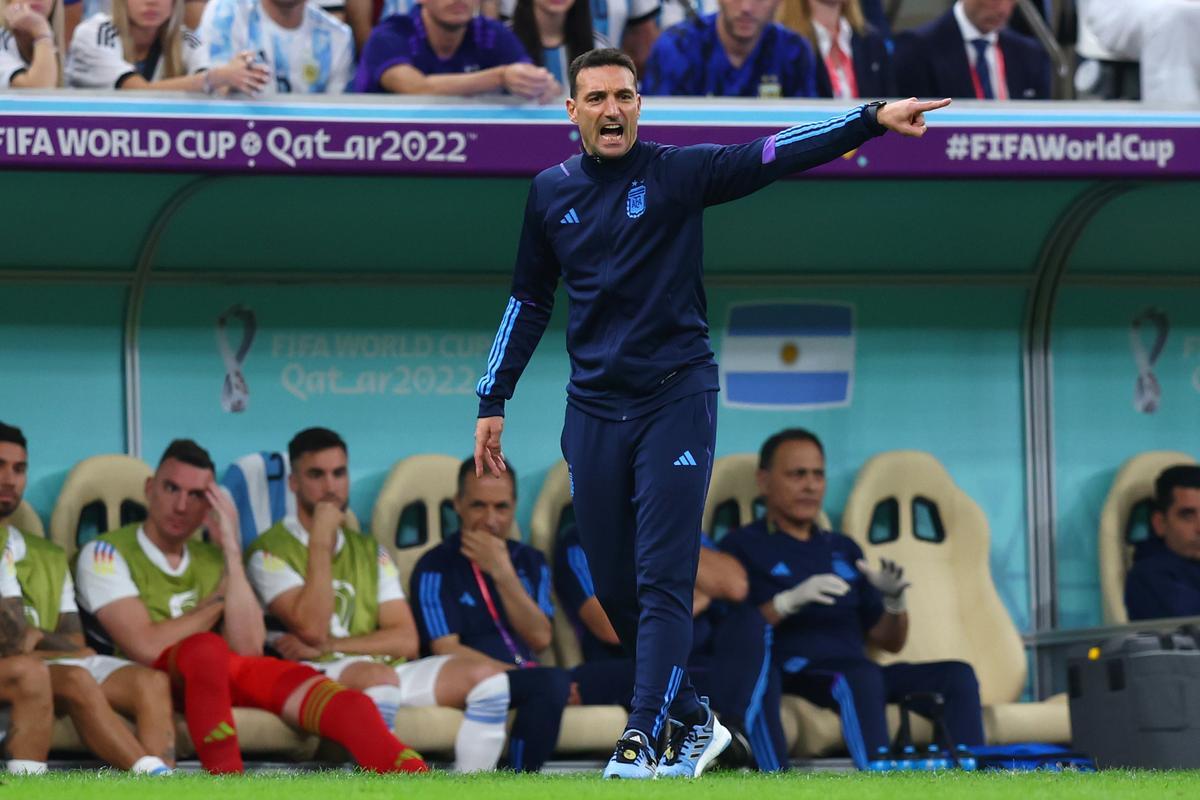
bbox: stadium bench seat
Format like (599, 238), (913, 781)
(1098, 450), (1197, 624)
(49, 454), (152, 560)
(6, 499), (45, 537)
(840, 450), (1070, 746)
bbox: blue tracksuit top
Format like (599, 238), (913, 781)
(477, 104), (887, 421)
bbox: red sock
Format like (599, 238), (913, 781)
(154, 632), (243, 774)
(297, 679), (428, 773)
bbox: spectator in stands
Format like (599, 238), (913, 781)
(508, 0), (595, 92)
(1125, 465), (1200, 619)
(893, 0), (1050, 100)
(0, 0), (64, 88)
(1082, 0), (1200, 106)
(657, 0), (710, 32)
(721, 428), (985, 769)
(0, 423), (176, 774)
(199, 0), (354, 94)
(66, 0), (270, 92)
(0, 424), (55, 776)
(555, 524), (785, 770)
(503, 0), (659, 72)
(344, 0), (410, 51)
(409, 457), (571, 772)
(247, 427), (564, 772)
(60, 0), (209, 44)
(354, 0), (558, 99)
(75, 439), (428, 775)
(641, 0), (817, 97)
(777, 0), (892, 98)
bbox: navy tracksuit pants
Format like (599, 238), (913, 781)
(561, 390), (717, 743)
(570, 604), (782, 770)
(760, 657), (985, 768)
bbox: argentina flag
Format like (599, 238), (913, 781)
(719, 303), (855, 409)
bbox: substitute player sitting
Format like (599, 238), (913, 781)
(409, 457), (571, 773)
(721, 428), (985, 768)
(0, 422), (174, 774)
(76, 439), (427, 774)
(246, 427), (516, 772)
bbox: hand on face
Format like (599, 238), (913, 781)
(4, 3), (51, 39)
(204, 482), (241, 555)
(310, 501), (345, 548)
(460, 526), (512, 577)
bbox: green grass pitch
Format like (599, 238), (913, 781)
(2, 770), (1197, 799)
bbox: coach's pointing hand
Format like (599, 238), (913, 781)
(876, 97), (952, 137)
(474, 416), (506, 478)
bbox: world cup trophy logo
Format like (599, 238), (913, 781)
(216, 304), (258, 413)
(1130, 307), (1168, 414)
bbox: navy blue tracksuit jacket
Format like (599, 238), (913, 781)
(476, 104), (888, 745)
(476, 104), (887, 421)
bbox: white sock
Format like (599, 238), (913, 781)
(364, 684), (404, 729)
(130, 755), (171, 775)
(6, 759), (47, 775)
(455, 673), (510, 772)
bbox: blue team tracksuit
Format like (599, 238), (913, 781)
(722, 519), (985, 768)
(477, 105), (888, 744)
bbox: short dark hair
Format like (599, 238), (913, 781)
(0, 422), (27, 450)
(1154, 465), (1200, 513)
(568, 47), (637, 98)
(288, 427), (347, 464)
(759, 428), (826, 470)
(159, 439), (215, 473)
(457, 456), (516, 499)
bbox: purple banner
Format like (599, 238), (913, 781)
(0, 112), (1194, 178)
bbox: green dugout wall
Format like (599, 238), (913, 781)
(4, 170), (1199, 696)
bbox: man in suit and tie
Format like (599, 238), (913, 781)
(893, 0), (1051, 100)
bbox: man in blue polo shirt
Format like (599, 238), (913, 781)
(1126, 465), (1200, 620)
(721, 428), (985, 769)
(409, 457), (570, 772)
(354, 0), (559, 98)
(642, 0), (817, 97)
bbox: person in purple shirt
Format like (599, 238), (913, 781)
(642, 0), (818, 97)
(354, 0), (559, 99)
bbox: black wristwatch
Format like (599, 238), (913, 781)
(863, 100), (887, 132)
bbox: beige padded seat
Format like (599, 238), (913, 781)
(839, 450), (1069, 746)
(2, 500), (46, 538)
(49, 455), (152, 560)
(1098, 450), (1197, 624)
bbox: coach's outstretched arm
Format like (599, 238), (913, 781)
(474, 183), (563, 478)
(672, 98), (952, 208)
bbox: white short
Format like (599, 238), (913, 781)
(48, 655), (135, 685)
(306, 654), (449, 707)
